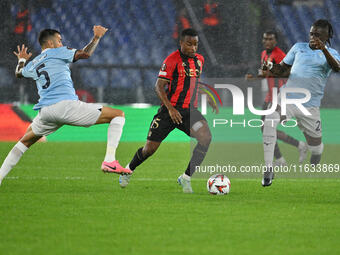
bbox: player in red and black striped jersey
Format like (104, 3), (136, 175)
(120, 29), (218, 193)
(246, 31), (306, 166)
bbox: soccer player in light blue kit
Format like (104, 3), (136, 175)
(261, 19), (340, 186)
(0, 25), (132, 186)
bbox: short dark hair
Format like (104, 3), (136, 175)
(38, 29), (60, 46)
(264, 30), (278, 40)
(180, 28), (198, 40)
(312, 19), (333, 45)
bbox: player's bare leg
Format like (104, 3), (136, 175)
(0, 126), (41, 186)
(127, 140), (161, 171)
(186, 120), (212, 176)
(178, 120), (212, 193)
(97, 107), (132, 174)
(304, 133), (323, 165)
(120, 140), (161, 187)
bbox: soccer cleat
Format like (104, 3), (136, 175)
(262, 167), (274, 187)
(274, 157), (287, 166)
(177, 174), (193, 193)
(101, 160), (132, 174)
(298, 141), (308, 164)
(119, 174), (131, 188)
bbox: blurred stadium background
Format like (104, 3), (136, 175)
(0, 0), (340, 141)
(2, 2), (340, 254)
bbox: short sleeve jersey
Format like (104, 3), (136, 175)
(22, 46), (78, 110)
(283, 42), (340, 107)
(158, 49), (204, 109)
(261, 46), (286, 103)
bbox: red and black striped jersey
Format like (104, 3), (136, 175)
(261, 46), (286, 103)
(158, 49), (204, 109)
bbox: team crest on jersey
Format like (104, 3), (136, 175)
(197, 60), (202, 67)
(161, 63), (167, 71)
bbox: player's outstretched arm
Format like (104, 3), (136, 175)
(13, 44), (32, 78)
(73, 25), (108, 61)
(155, 78), (183, 124)
(265, 60), (291, 77)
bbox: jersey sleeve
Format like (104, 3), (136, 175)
(56, 46), (77, 63)
(260, 51), (266, 63)
(283, 43), (298, 66)
(273, 48), (286, 64)
(158, 55), (177, 81)
(21, 61), (37, 79)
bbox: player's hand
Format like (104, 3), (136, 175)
(13, 44), (32, 61)
(311, 37), (326, 50)
(262, 60), (273, 71)
(245, 74), (254, 81)
(258, 68), (269, 77)
(207, 96), (219, 114)
(93, 25), (108, 39)
(211, 103), (219, 114)
(168, 106), (182, 124)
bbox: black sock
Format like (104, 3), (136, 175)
(274, 142), (282, 159)
(277, 131), (299, 147)
(129, 147), (149, 171)
(310, 154), (321, 165)
(185, 143), (209, 177)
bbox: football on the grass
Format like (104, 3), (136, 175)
(207, 174), (231, 195)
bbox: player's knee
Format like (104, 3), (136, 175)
(193, 121), (211, 147)
(203, 133), (212, 147)
(276, 130), (286, 141)
(197, 131), (212, 147)
(308, 143), (324, 155)
(115, 109), (124, 118)
(263, 111), (280, 131)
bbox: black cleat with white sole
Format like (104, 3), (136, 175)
(262, 167), (274, 187)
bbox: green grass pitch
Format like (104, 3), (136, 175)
(1, 142), (340, 254)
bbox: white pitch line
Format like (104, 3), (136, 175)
(4, 176), (340, 182)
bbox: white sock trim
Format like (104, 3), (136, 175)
(104, 116), (125, 162)
(308, 143), (324, 155)
(16, 141), (28, 153)
(111, 116), (125, 125)
(182, 173), (191, 181)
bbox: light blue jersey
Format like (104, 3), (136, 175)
(22, 46), (78, 110)
(283, 42), (340, 107)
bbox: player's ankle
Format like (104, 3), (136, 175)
(182, 173), (191, 181)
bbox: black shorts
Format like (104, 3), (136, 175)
(147, 106), (207, 142)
